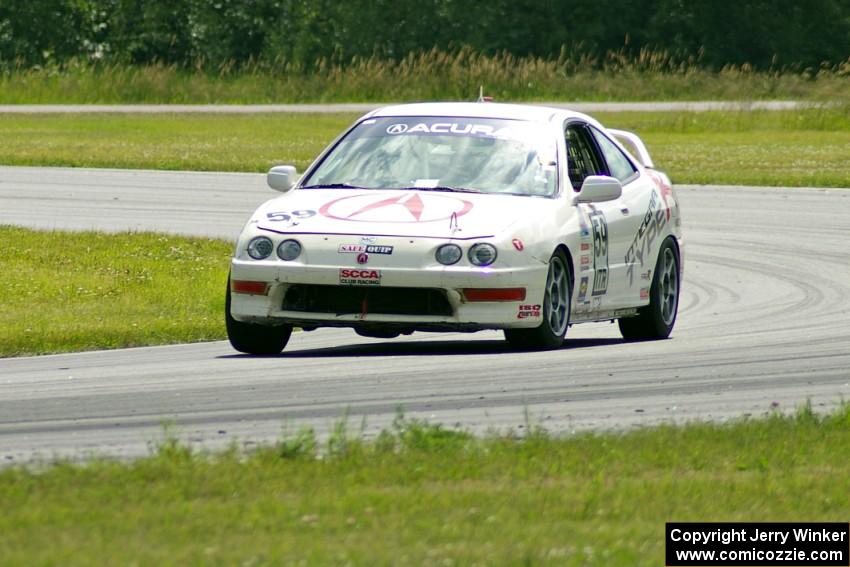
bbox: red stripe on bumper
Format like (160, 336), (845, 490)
(231, 280), (269, 295)
(462, 288), (526, 302)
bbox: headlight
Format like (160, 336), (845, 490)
(277, 239), (302, 261)
(468, 243), (497, 266)
(435, 243), (462, 265)
(246, 236), (273, 260)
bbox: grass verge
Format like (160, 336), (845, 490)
(605, 108), (850, 187)
(0, 112), (356, 173)
(2, 52), (849, 103)
(1, 108), (849, 187)
(1, 405), (848, 565)
(0, 226), (230, 357)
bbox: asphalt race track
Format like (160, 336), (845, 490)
(1, 166), (849, 464)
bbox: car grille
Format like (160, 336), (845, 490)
(282, 285), (453, 317)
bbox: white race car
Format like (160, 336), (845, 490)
(226, 102), (683, 354)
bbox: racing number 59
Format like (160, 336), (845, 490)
(266, 209), (317, 222)
(589, 210), (609, 296)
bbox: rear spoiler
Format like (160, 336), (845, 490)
(608, 129), (655, 169)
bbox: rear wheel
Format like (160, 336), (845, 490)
(504, 250), (571, 350)
(225, 277), (291, 354)
(619, 238), (680, 340)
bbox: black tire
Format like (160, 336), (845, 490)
(225, 277), (292, 354)
(619, 237), (680, 341)
(504, 250), (572, 350)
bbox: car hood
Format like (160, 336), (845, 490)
(253, 189), (555, 240)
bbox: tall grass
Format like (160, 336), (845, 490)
(2, 48), (849, 104)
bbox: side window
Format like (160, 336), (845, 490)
(565, 124), (603, 191)
(590, 127), (638, 184)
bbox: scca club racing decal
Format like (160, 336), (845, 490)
(588, 209), (609, 296)
(625, 191), (668, 286)
(339, 269), (381, 286)
(320, 193), (473, 223)
(517, 304), (541, 319)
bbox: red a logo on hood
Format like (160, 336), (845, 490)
(319, 192), (474, 223)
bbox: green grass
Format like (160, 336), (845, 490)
(1, 108), (849, 187)
(2, 51), (849, 103)
(0, 226), (231, 356)
(605, 108), (850, 187)
(0, 112), (357, 173)
(1, 405), (848, 565)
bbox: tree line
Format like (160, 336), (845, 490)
(2, 0), (848, 71)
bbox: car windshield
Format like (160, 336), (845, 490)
(301, 116), (558, 197)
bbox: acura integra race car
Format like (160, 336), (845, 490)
(226, 102), (683, 354)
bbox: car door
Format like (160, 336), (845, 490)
(586, 125), (659, 310)
(565, 121), (643, 314)
(565, 121), (617, 314)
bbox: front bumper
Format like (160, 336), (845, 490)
(229, 258), (548, 331)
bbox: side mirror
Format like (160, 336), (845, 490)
(267, 165), (298, 193)
(573, 175), (623, 204)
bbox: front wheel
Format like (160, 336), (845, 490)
(619, 238), (680, 340)
(225, 278), (291, 354)
(504, 250), (571, 350)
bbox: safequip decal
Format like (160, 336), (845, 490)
(338, 244), (394, 254)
